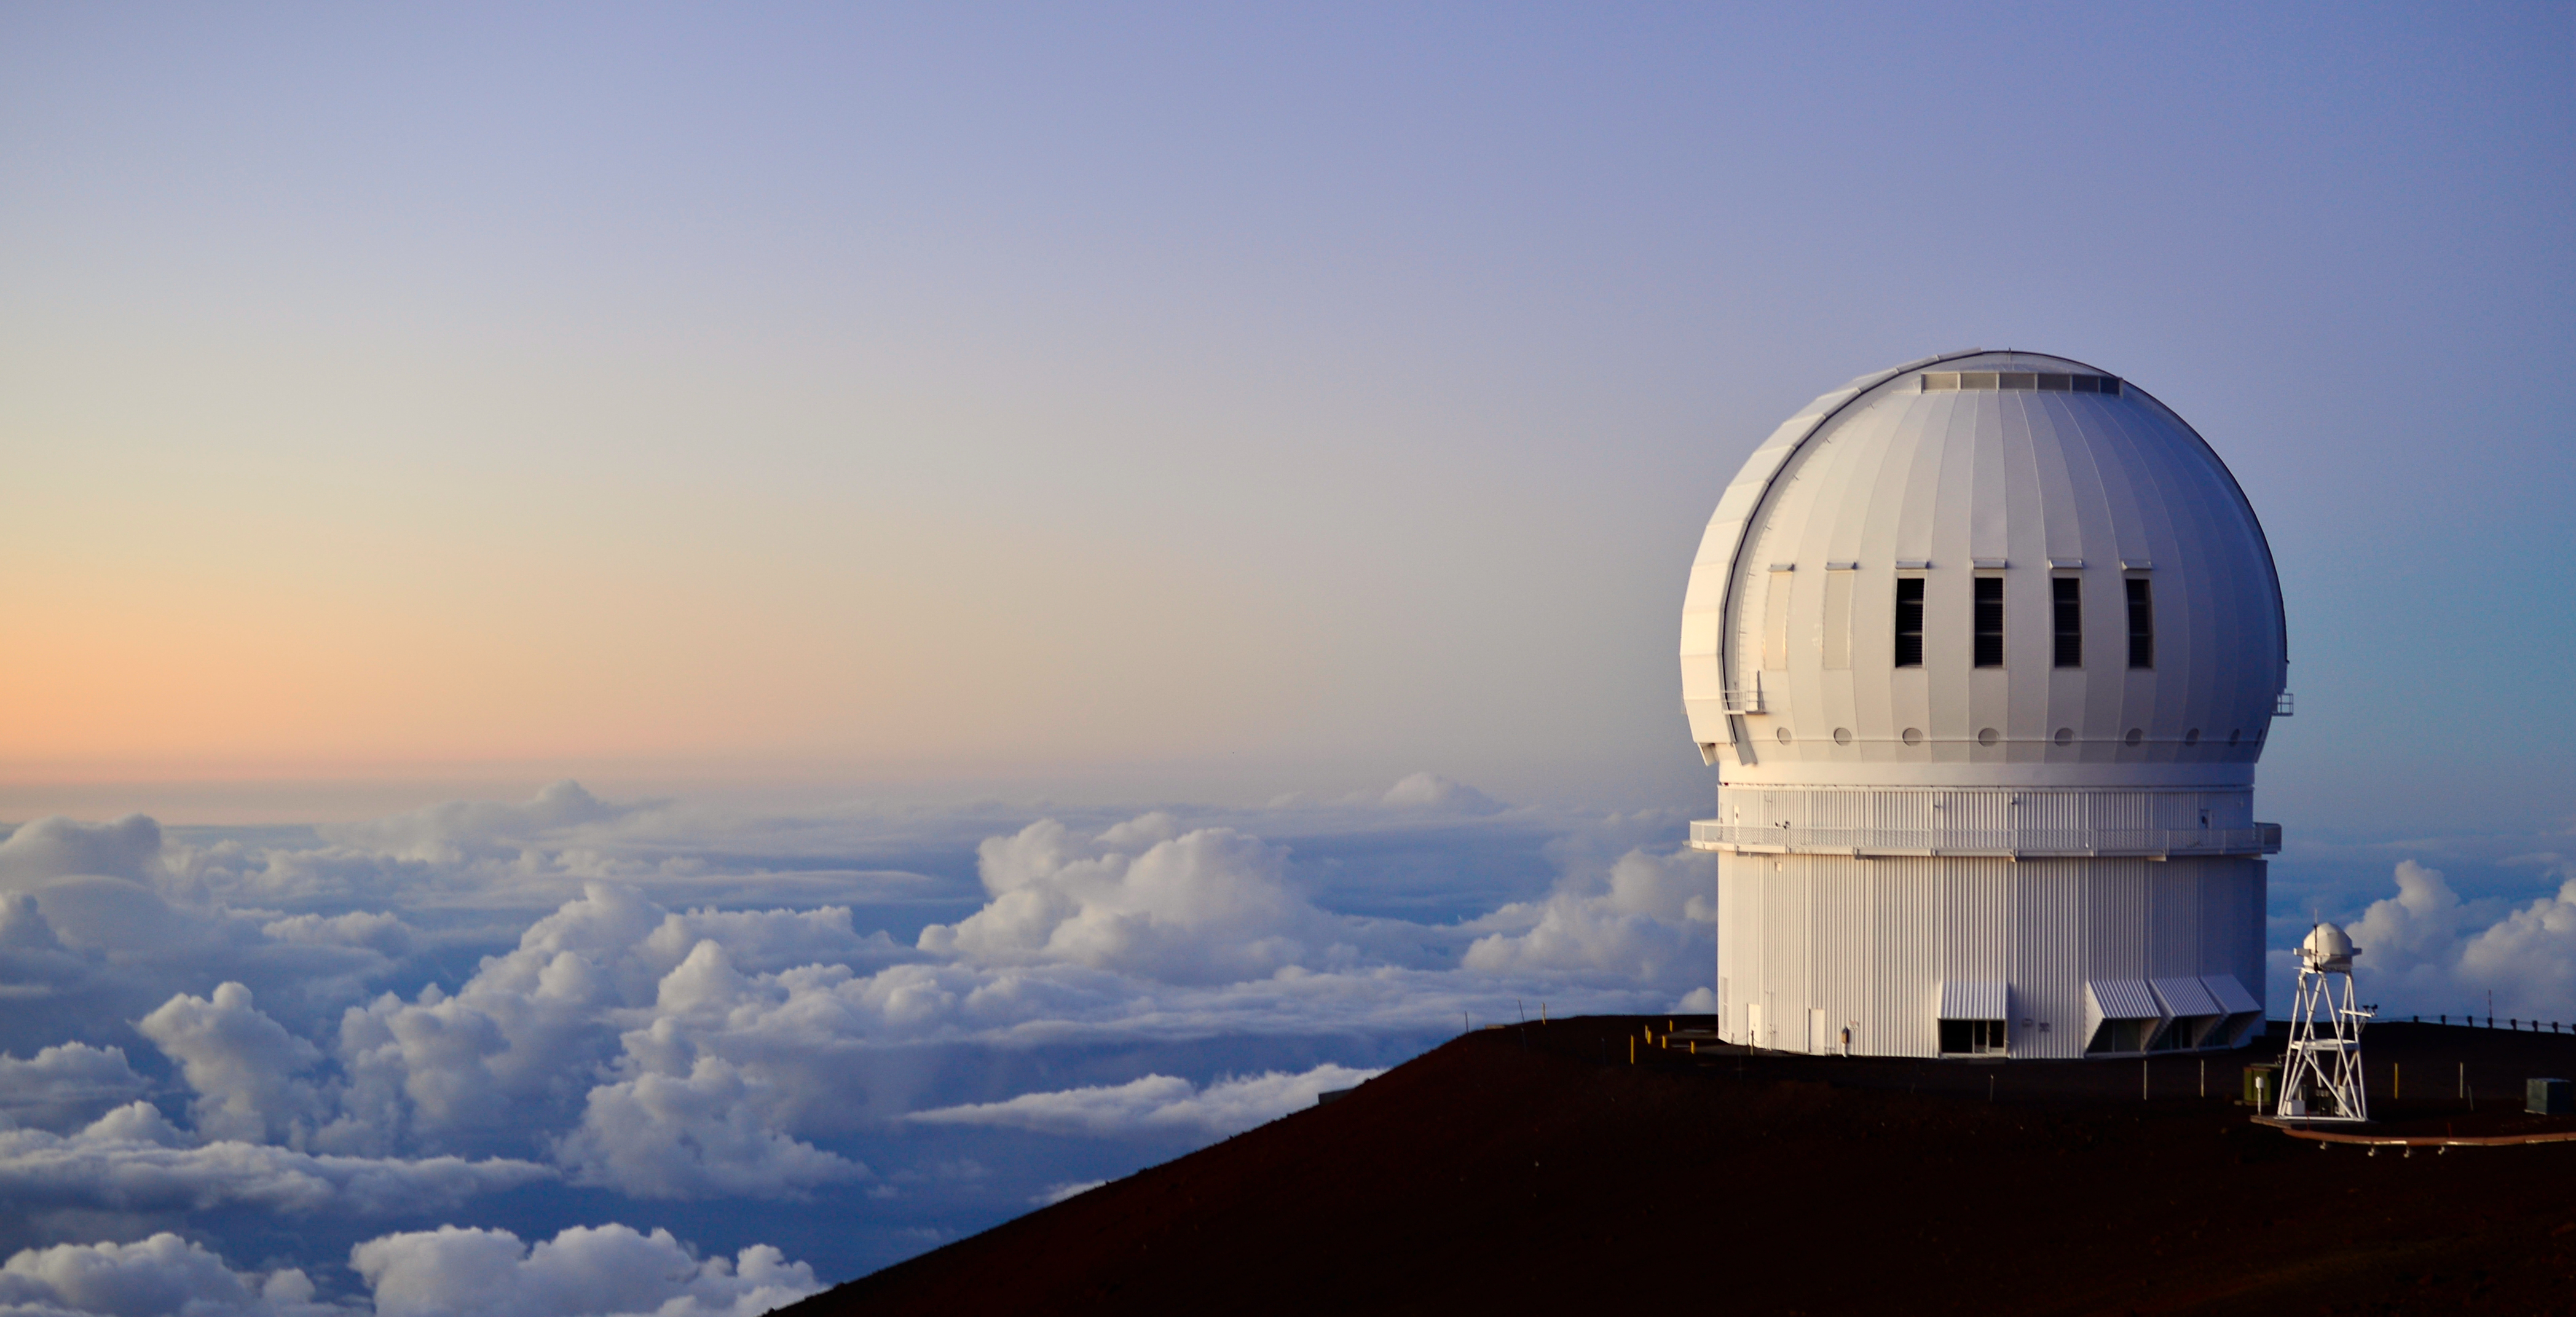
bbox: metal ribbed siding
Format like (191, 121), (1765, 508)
(1944, 790), (2014, 834)
(1701, 786), (2275, 857)
(2210, 859), (2268, 1010)
(2019, 790), (2085, 834)
(2147, 865), (2202, 988)
(2010, 862), (2087, 1056)
(1718, 854), (2266, 1059)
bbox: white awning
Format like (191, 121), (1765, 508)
(2151, 977), (2223, 1018)
(2202, 973), (2263, 1016)
(1938, 980), (2007, 1020)
(2087, 979), (2165, 1021)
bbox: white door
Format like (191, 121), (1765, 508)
(1744, 1002), (1765, 1050)
(1808, 1007), (1829, 1055)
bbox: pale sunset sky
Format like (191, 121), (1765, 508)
(4, 3), (2569, 833)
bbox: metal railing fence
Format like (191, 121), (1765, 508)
(1688, 820), (2282, 856)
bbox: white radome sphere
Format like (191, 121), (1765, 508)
(1680, 350), (2286, 788)
(2300, 922), (2357, 969)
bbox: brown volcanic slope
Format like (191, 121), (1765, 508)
(790, 1019), (2576, 1316)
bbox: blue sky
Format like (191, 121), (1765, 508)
(0, 5), (2569, 1313)
(4, 2), (2568, 832)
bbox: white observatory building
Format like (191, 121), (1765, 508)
(1681, 350), (2285, 1059)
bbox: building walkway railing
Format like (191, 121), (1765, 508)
(1687, 820), (2282, 858)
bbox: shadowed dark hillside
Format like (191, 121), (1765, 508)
(791, 1018), (2576, 1316)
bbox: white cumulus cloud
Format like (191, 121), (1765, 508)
(0, 818), (408, 1058)
(0, 817), (167, 892)
(318, 781), (640, 863)
(136, 983), (327, 1146)
(350, 1224), (819, 1317)
(0, 1107), (551, 1215)
(324, 884), (913, 1158)
(556, 1055), (867, 1200)
(0, 1224), (820, 1317)
(2348, 858), (2576, 1019)
(0, 1232), (344, 1317)
(0, 895), (91, 1000)
(0, 1045), (150, 1133)
(917, 816), (1366, 983)
(908, 1063), (1381, 1138)
(259, 912), (416, 958)
(1462, 846), (1715, 995)
(1377, 773), (1508, 816)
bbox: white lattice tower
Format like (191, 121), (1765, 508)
(2276, 922), (2371, 1121)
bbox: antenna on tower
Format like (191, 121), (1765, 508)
(2277, 922), (2373, 1122)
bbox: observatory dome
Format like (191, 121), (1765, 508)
(1681, 350), (2285, 1059)
(2299, 922), (2357, 969)
(1680, 349), (2286, 788)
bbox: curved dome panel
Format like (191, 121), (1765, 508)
(1679, 350), (2286, 788)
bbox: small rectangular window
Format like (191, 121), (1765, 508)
(2126, 578), (2154, 669)
(1973, 576), (2004, 667)
(1894, 578), (1924, 667)
(1938, 1019), (2006, 1056)
(2052, 577), (2082, 667)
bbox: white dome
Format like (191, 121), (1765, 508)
(1679, 350), (2286, 788)
(2301, 922), (2357, 967)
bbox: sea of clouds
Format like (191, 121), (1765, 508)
(0, 775), (1732, 1315)
(2, 775), (2567, 1314)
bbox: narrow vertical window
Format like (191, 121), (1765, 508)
(1893, 578), (1924, 667)
(1973, 576), (2004, 667)
(2052, 577), (2082, 667)
(2125, 578), (2154, 669)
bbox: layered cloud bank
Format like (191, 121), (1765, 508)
(351, 1224), (819, 1317)
(909, 1064), (1382, 1138)
(0, 1224), (821, 1317)
(0, 1233), (344, 1317)
(0, 1115), (549, 1216)
(2340, 859), (2576, 1018)
(0, 779), (1717, 1308)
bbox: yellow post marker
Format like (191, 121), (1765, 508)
(1629, 1036), (1635, 1065)
(2394, 1064), (2401, 1099)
